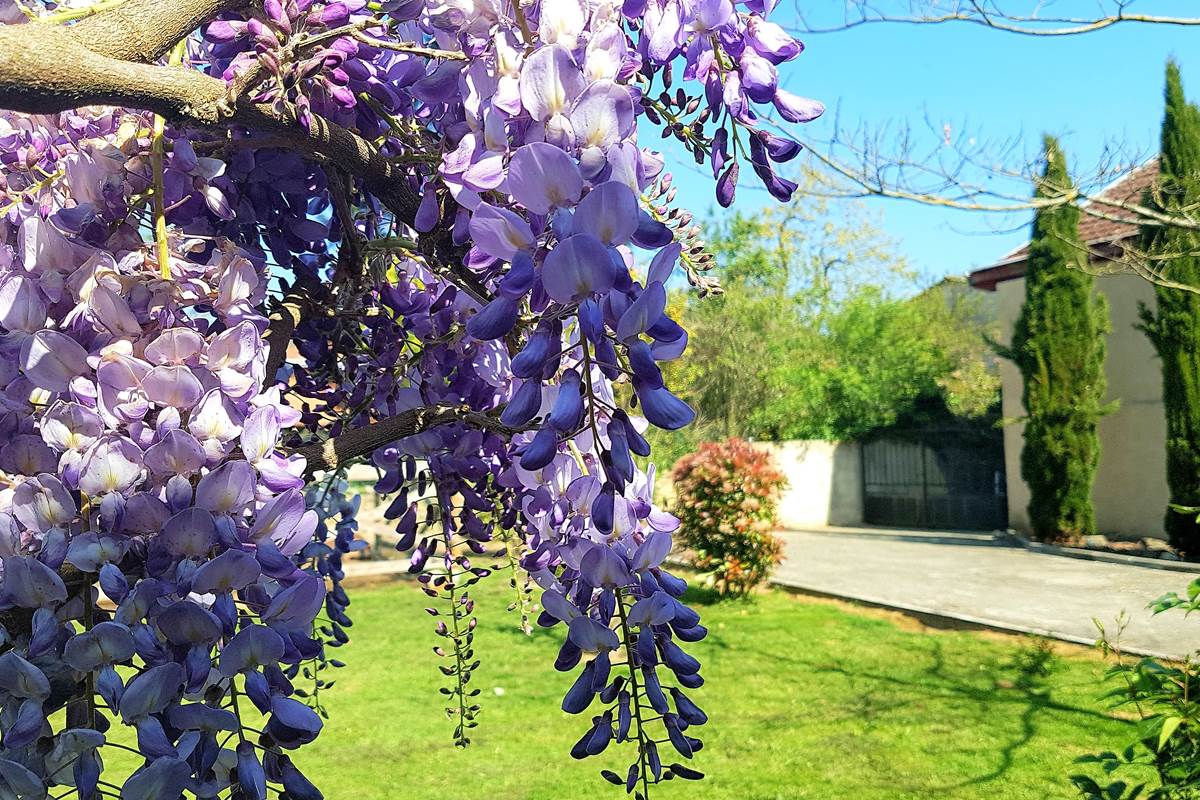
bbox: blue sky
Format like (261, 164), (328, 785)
(659, 2), (1200, 286)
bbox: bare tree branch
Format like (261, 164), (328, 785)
(294, 405), (517, 477)
(793, 1), (1200, 37)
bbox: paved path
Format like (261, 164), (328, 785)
(773, 528), (1200, 660)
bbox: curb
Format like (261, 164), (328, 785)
(767, 576), (1180, 662)
(999, 532), (1200, 574)
(786, 527), (1200, 574)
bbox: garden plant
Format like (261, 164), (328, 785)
(0, 0), (821, 798)
(672, 437), (786, 595)
(1072, 580), (1200, 800)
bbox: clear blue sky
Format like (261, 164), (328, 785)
(659, 2), (1200, 285)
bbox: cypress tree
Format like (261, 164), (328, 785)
(1004, 136), (1110, 541)
(1138, 60), (1200, 556)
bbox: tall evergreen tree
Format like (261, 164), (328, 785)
(1139, 60), (1200, 556)
(1003, 137), (1110, 541)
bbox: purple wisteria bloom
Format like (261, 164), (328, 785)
(0, 0), (819, 791)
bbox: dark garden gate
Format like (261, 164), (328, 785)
(861, 426), (1007, 531)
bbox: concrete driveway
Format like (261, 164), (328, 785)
(774, 528), (1200, 659)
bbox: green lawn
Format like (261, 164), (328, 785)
(293, 575), (1144, 800)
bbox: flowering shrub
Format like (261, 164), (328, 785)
(672, 439), (787, 595)
(0, 0), (820, 797)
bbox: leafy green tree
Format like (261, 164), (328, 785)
(1138, 61), (1200, 557)
(1001, 136), (1110, 541)
(652, 198), (1000, 470)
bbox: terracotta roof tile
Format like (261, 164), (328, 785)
(969, 160), (1159, 290)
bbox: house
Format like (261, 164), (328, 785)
(968, 161), (1171, 540)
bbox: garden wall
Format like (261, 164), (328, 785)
(751, 440), (864, 529)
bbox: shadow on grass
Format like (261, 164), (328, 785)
(771, 634), (1129, 794)
(682, 583), (749, 607)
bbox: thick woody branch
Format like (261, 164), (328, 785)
(264, 272), (324, 381)
(294, 405), (517, 477)
(0, 26), (410, 203)
(67, 0), (247, 62)
(0, 22), (492, 303)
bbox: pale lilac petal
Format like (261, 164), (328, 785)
(240, 405), (280, 464)
(188, 389), (243, 443)
(142, 365), (204, 409)
(519, 44), (585, 120)
(274, 509), (317, 557)
(469, 203), (536, 260)
(773, 89), (825, 123)
(644, 0), (685, 61)
(570, 80), (634, 150)
(40, 401), (103, 452)
(0, 275), (47, 333)
(20, 330), (89, 392)
(143, 429), (206, 476)
(463, 152), (506, 192)
(195, 460), (256, 515)
(539, 0), (584, 46)
(541, 234), (616, 304)
(145, 328), (204, 365)
(249, 488), (305, 544)
(631, 531), (672, 571)
(507, 142), (583, 214)
(88, 285), (141, 337)
(693, 0), (734, 31)
(77, 436), (145, 497)
(12, 474), (76, 532)
(205, 321), (260, 371)
(255, 453), (306, 491)
(573, 181), (639, 246)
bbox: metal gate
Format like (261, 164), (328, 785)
(861, 430), (1007, 531)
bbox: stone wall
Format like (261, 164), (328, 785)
(750, 440), (863, 529)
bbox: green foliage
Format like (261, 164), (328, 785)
(671, 438), (787, 595)
(1072, 580), (1200, 800)
(999, 136), (1110, 542)
(652, 197), (1000, 473)
(1138, 61), (1200, 557)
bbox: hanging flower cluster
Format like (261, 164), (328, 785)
(0, 0), (820, 797)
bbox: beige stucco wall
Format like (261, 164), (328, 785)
(751, 440), (863, 529)
(994, 273), (1170, 539)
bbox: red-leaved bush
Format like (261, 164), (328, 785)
(671, 439), (788, 596)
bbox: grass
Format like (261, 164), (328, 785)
(289, 574), (1145, 800)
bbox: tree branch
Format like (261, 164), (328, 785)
(793, 2), (1200, 37)
(264, 273), (324, 382)
(0, 21), (494, 304)
(294, 405), (517, 477)
(66, 0), (247, 62)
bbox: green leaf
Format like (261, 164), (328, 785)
(1158, 716), (1184, 751)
